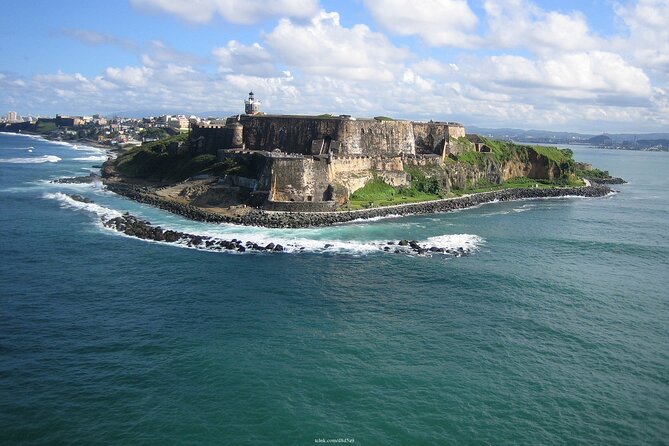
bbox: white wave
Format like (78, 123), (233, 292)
(0, 155), (61, 164)
(424, 234), (484, 252)
(42, 192), (121, 220)
(72, 155), (108, 162)
(338, 213), (403, 224)
(70, 144), (108, 154)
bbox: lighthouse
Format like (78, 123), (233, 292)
(244, 91), (261, 115)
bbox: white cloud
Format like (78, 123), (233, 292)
(130, 0), (319, 24)
(613, 0), (669, 72)
(476, 52), (652, 101)
(105, 66), (153, 86)
(213, 41), (279, 77)
(363, 0), (480, 47)
(265, 11), (411, 82)
(484, 0), (600, 54)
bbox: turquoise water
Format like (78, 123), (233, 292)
(1, 133), (668, 445)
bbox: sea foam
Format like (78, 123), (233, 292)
(0, 155), (62, 164)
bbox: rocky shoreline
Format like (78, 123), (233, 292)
(103, 182), (613, 228)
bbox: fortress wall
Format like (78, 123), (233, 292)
(234, 116), (416, 156)
(412, 123), (448, 155)
(268, 157), (332, 202)
(402, 155), (444, 167)
(329, 155), (410, 194)
(337, 120), (415, 156)
(268, 158), (306, 201)
(238, 116), (342, 154)
(448, 124), (466, 139)
(191, 124), (229, 154)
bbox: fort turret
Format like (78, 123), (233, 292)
(227, 115), (244, 149)
(244, 91), (261, 115)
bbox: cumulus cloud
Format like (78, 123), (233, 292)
(265, 11), (411, 82)
(477, 52), (652, 100)
(363, 0), (480, 47)
(483, 0), (601, 54)
(613, 0), (669, 73)
(105, 66), (153, 86)
(213, 41), (280, 77)
(130, 0), (319, 24)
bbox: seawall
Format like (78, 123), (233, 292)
(105, 182), (612, 228)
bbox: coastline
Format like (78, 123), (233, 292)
(103, 181), (613, 228)
(4, 131), (615, 228)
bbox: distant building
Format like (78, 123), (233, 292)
(244, 91), (261, 115)
(168, 115), (190, 132)
(7, 111), (18, 123)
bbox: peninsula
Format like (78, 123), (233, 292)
(100, 93), (616, 228)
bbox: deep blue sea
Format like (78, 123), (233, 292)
(1, 132), (668, 445)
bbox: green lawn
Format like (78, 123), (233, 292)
(346, 178), (440, 210)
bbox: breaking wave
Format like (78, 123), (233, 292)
(0, 155), (62, 164)
(43, 192), (121, 220)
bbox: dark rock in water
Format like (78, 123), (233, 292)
(394, 249), (400, 254)
(399, 240), (409, 246)
(387, 241), (395, 245)
(237, 246), (246, 253)
(383, 246), (390, 251)
(590, 177), (627, 185)
(324, 243), (334, 249)
(67, 194), (93, 204)
(265, 242), (275, 250)
(52, 174), (98, 184)
(429, 246), (440, 252)
(273, 244), (284, 252)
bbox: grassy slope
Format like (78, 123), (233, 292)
(113, 134), (220, 182)
(347, 178), (440, 210)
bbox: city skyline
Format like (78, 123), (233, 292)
(1, 0), (668, 133)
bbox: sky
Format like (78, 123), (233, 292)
(1, 0), (668, 133)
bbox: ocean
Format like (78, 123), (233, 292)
(1, 132), (667, 445)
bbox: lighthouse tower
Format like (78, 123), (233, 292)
(244, 91), (261, 115)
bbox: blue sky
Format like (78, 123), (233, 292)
(1, 0), (667, 133)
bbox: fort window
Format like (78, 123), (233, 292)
(307, 195), (313, 202)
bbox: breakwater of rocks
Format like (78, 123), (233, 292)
(590, 177), (627, 185)
(66, 195), (472, 257)
(104, 182), (612, 229)
(52, 174), (99, 184)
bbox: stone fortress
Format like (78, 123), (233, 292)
(190, 92), (470, 211)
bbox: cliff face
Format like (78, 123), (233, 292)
(417, 147), (567, 192)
